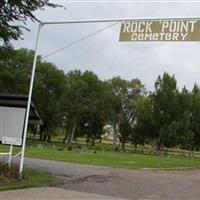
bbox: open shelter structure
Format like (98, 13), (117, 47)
(0, 94), (42, 168)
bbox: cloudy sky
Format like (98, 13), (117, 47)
(13, 0), (200, 91)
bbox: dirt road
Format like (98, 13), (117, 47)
(19, 158), (200, 200)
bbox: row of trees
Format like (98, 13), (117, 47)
(1, 48), (200, 152)
(135, 73), (200, 153)
(0, 48), (145, 149)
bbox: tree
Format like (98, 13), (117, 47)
(150, 72), (180, 151)
(119, 118), (132, 151)
(0, 48), (34, 94)
(175, 87), (193, 150)
(33, 61), (65, 142)
(108, 77), (145, 151)
(136, 73), (193, 154)
(61, 70), (83, 143)
(133, 96), (154, 149)
(0, 0), (60, 47)
(107, 77), (128, 150)
(0, 48), (65, 142)
(62, 70), (107, 146)
(190, 84), (200, 151)
(79, 71), (107, 146)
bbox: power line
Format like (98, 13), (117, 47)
(43, 21), (120, 59)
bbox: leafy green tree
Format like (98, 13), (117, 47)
(79, 71), (108, 146)
(133, 96), (154, 149)
(190, 84), (200, 151)
(33, 61), (65, 142)
(0, 48), (35, 94)
(150, 72), (180, 151)
(108, 77), (145, 150)
(0, 0), (60, 47)
(136, 73), (193, 153)
(61, 70), (83, 143)
(0, 48), (65, 142)
(107, 77), (128, 150)
(175, 87), (193, 150)
(62, 70), (107, 145)
(119, 118), (132, 151)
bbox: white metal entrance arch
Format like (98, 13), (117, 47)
(19, 16), (200, 178)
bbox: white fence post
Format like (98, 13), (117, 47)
(8, 145), (13, 168)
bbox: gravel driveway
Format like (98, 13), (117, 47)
(20, 158), (200, 200)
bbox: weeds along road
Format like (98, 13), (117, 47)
(24, 157), (200, 200)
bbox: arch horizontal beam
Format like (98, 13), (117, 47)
(41, 16), (200, 25)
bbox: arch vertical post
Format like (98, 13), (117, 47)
(19, 23), (43, 179)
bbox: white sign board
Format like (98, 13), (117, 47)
(0, 106), (26, 146)
(2, 136), (22, 146)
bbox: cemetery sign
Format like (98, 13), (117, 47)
(119, 20), (200, 41)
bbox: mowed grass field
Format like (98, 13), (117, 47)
(1, 139), (200, 169)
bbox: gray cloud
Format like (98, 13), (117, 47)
(13, 1), (200, 91)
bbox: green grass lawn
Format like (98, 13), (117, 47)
(25, 146), (200, 169)
(0, 168), (55, 191)
(0, 140), (200, 170)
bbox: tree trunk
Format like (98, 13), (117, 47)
(134, 144), (137, 152)
(42, 134), (47, 142)
(112, 122), (117, 151)
(121, 140), (125, 151)
(67, 123), (77, 144)
(47, 134), (51, 143)
(91, 137), (95, 146)
(62, 127), (69, 143)
(39, 127), (43, 141)
(86, 134), (90, 148)
(188, 147), (192, 168)
(192, 147), (195, 158)
(156, 140), (162, 153)
(32, 125), (37, 140)
(39, 133), (43, 141)
(158, 145), (163, 168)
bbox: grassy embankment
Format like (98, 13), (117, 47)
(1, 139), (200, 169)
